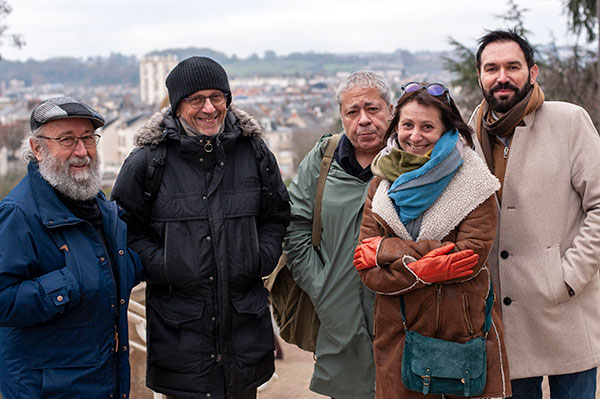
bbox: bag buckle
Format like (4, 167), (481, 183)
(421, 369), (431, 395)
(422, 375), (431, 386)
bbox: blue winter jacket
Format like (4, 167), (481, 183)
(0, 162), (143, 399)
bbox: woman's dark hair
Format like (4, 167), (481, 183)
(386, 85), (474, 148)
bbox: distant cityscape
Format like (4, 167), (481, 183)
(0, 47), (455, 186)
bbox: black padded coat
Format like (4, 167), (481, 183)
(112, 105), (290, 398)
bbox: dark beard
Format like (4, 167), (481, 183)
(483, 80), (532, 113)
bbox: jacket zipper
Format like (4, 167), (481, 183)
(163, 223), (169, 284)
(503, 145), (509, 159)
(204, 172), (224, 372)
(461, 292), (474, 336)
(434, 284), (443, 337)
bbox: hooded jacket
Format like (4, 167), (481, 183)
(111, 105), (290, 397)
(358, 147), (511, 399)
(0, 162), (143, 399)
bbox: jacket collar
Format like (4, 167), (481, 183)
(372, 147), (500, 241)
(133, 103), (264, 147)
(27, 162), (108, 229)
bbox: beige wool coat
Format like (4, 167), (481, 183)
(469, 101), (600, 378)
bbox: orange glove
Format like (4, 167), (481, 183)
(353, 236), (383, 271)
(406, 243), (478, 283)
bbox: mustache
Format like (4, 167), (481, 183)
(490, 82), (519, 95)
(68, 156), (91, 167)
(356, 129), (377, 134)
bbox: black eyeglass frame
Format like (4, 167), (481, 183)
(36, 134), (101, 148)
(183, 92), (227, 109)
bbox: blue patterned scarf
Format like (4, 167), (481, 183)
(388, 129), (463, 224)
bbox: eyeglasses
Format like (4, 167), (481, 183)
(183, 92), (226, 109)
(400, 82), (451, 105)
(37, 134), (100, 148)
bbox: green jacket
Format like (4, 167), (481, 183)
(284, 134), (375, 399)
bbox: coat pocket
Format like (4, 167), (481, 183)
(29, 345), (102, 398)
(461, 292), (475, 336)
(149, 294), (205, 328)
(544, 245), (570, 305)
(146, 295), (212, 375)
(230, 285), (274, 367)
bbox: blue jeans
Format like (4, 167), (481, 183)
(511, 368), (597, 399)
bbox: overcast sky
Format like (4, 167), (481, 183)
(1, 0), (576, 61)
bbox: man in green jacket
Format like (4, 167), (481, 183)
(284, 71), (393, 398)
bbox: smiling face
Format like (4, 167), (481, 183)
(478, 40), (538, 114)
(396, 101), (445, 156)
(177, 89), (228, 135)
(30, 118), (101, 200)
(30, 118), (97, 171)
(340, 86), (392, 163)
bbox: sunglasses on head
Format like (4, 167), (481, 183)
(400, 82), (451, 105)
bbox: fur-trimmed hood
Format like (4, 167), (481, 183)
(133, 104), (263, 147)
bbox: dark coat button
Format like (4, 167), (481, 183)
(503, 297), (512, 305)
(500, 250), (509, 259)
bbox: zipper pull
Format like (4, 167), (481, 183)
(503, 145), (509, 159)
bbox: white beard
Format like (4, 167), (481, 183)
(38, 150), (102, 201)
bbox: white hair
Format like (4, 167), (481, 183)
(21, 126), (43, 162)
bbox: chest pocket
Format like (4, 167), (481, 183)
(221, 188), (261, 218)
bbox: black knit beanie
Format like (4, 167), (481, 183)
(165, 56), (231, 111)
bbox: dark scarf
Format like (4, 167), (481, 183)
(334, 134), (373, 182)
(476, 82), (545, 169)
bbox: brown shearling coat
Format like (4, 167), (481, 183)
(358, 147), (511, 399)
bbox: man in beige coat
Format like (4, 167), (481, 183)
(469, 29), (600, 399)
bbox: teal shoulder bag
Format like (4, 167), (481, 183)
(400, 281), (494, 397)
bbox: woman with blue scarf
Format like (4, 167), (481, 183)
(353, 83), (511, 399)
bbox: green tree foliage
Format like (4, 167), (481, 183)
(559, 0), (599, 127)
(443, 0), (531, 113)
(0, 0), (24, 59)
(564, 0), (598, 41)
(443, 39), (479, 112)
(444, 0), (600, 128)
(493, 0), (531, 38)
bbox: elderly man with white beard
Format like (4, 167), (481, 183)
(0, 97), (143, 399)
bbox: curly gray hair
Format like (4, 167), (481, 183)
(335, 70), (393, 111)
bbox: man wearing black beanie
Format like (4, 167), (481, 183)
(112, 56), (290, 399)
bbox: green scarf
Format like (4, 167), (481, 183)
(377, 148), (431, 182)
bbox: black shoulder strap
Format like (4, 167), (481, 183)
(250, 137), (275, 204)
(142, 141), (167, 216)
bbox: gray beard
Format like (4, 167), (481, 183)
(38, 150), (102, 201)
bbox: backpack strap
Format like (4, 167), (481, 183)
(250, 137), (273, 200)
(142, 141), (167, 217)
(250, 137), (280, 223)
(312, 134), (341, 249)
